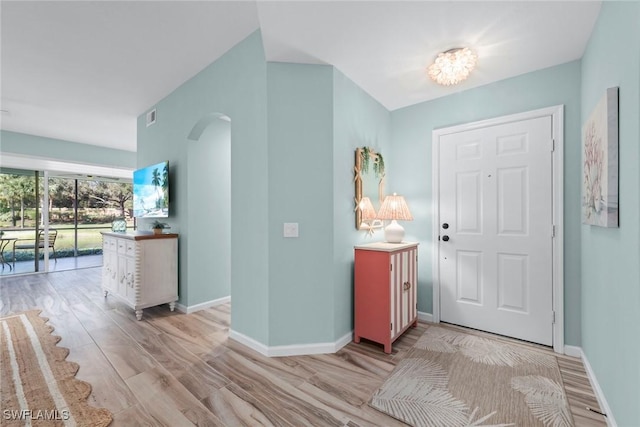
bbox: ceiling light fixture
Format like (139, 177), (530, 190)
(427, 47), (477, 86)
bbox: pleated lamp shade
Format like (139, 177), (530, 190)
(376, 193), (413, 243)
(359, 197), (377, 221)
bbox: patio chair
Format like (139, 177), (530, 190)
(14, 229), (58, 264)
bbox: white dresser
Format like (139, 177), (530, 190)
(101, 231), (178, 320)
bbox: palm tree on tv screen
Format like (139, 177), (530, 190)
(151, 168), (162, 209)
(162, 163), (169, 208)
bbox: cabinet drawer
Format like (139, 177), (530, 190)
(117, 239), (127, 254)
(103, 236), (116, 251)
(125, 241), (136, 257)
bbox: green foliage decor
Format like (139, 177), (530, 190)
(151, 220), (168, 230)
(360, 146), (385, 178)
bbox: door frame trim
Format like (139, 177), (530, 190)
(431, 105), (564, 353)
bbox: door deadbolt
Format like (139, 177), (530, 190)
(442, 223), (449, 229)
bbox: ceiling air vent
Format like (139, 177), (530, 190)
(146, 109), (157, 127)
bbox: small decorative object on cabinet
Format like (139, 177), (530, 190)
(101, 231), (178, 320)
(151, 220), (168, 235)
(354, 242), (418, 353)
(111, 218), (127, 232)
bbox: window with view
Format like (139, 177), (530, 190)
(0, 171), (132, 275)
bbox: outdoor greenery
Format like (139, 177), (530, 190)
(3, 226), (107, 262)
(0, 173), (133, 261)
(0, 175), (132, 227)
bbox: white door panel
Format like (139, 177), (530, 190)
(439, 116), (553, 346)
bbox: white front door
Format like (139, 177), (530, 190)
(438, 115), (554, 346)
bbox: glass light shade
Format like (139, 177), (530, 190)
(427, 47), (477, 86)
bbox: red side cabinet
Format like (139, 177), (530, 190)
(354, 242), (418, 353)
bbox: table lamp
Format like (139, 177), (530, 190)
(376, 193), (413, 243)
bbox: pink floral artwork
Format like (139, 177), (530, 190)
(582, 87), (619, 227)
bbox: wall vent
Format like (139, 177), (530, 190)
(146, 109), (157, 127)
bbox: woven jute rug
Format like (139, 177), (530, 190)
(0, 310), (112, 426)
(370, 325), (574, 427)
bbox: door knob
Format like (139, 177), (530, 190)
(442, 235), (450, 242)
(442, 223), (449, 229)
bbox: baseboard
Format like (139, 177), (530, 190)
(417, 311), (434, 323)
(579, 348), (617, 427)
(564, 346), (617, 426)
(563, 345), (582, 358)
(228, 329), (353, 357)
(334, 331), (354, 352)
(174, 295), (230, 314)
(228, 329), (269, 356)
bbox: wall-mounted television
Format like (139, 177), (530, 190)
(133, 161), (169, 218)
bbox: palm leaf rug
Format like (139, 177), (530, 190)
(1, 310), (112, 426)
(369, 325), (573, 427)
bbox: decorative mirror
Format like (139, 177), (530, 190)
(354, 147), (386, 230)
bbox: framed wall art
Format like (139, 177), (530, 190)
(582, 86), (619, 227)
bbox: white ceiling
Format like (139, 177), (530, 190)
(1, 1), (601, 153)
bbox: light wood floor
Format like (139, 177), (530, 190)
(0, 268), (607, 426)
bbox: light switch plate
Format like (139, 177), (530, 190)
(283, 223), (299, 238)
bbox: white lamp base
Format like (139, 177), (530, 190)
(384, 220), (405, 243)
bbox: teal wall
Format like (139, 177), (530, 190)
(0, 130), (136, 169)
(187, 119), (231, 303)
(136, 34), (392, 347)
(136, 31), (270, 344)
(390, 61), (583, 346)
(333, 68), (391, 339)
(266, 63), (335, 345)
(580, 2), (640, 425)
(264, 63), (392, 345)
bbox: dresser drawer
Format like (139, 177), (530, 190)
(103, 236), (116, 251)
(117, 239), (126, 254)
(125, 240), (136, 257)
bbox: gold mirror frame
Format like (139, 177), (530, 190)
(355, 147), (386, 230)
